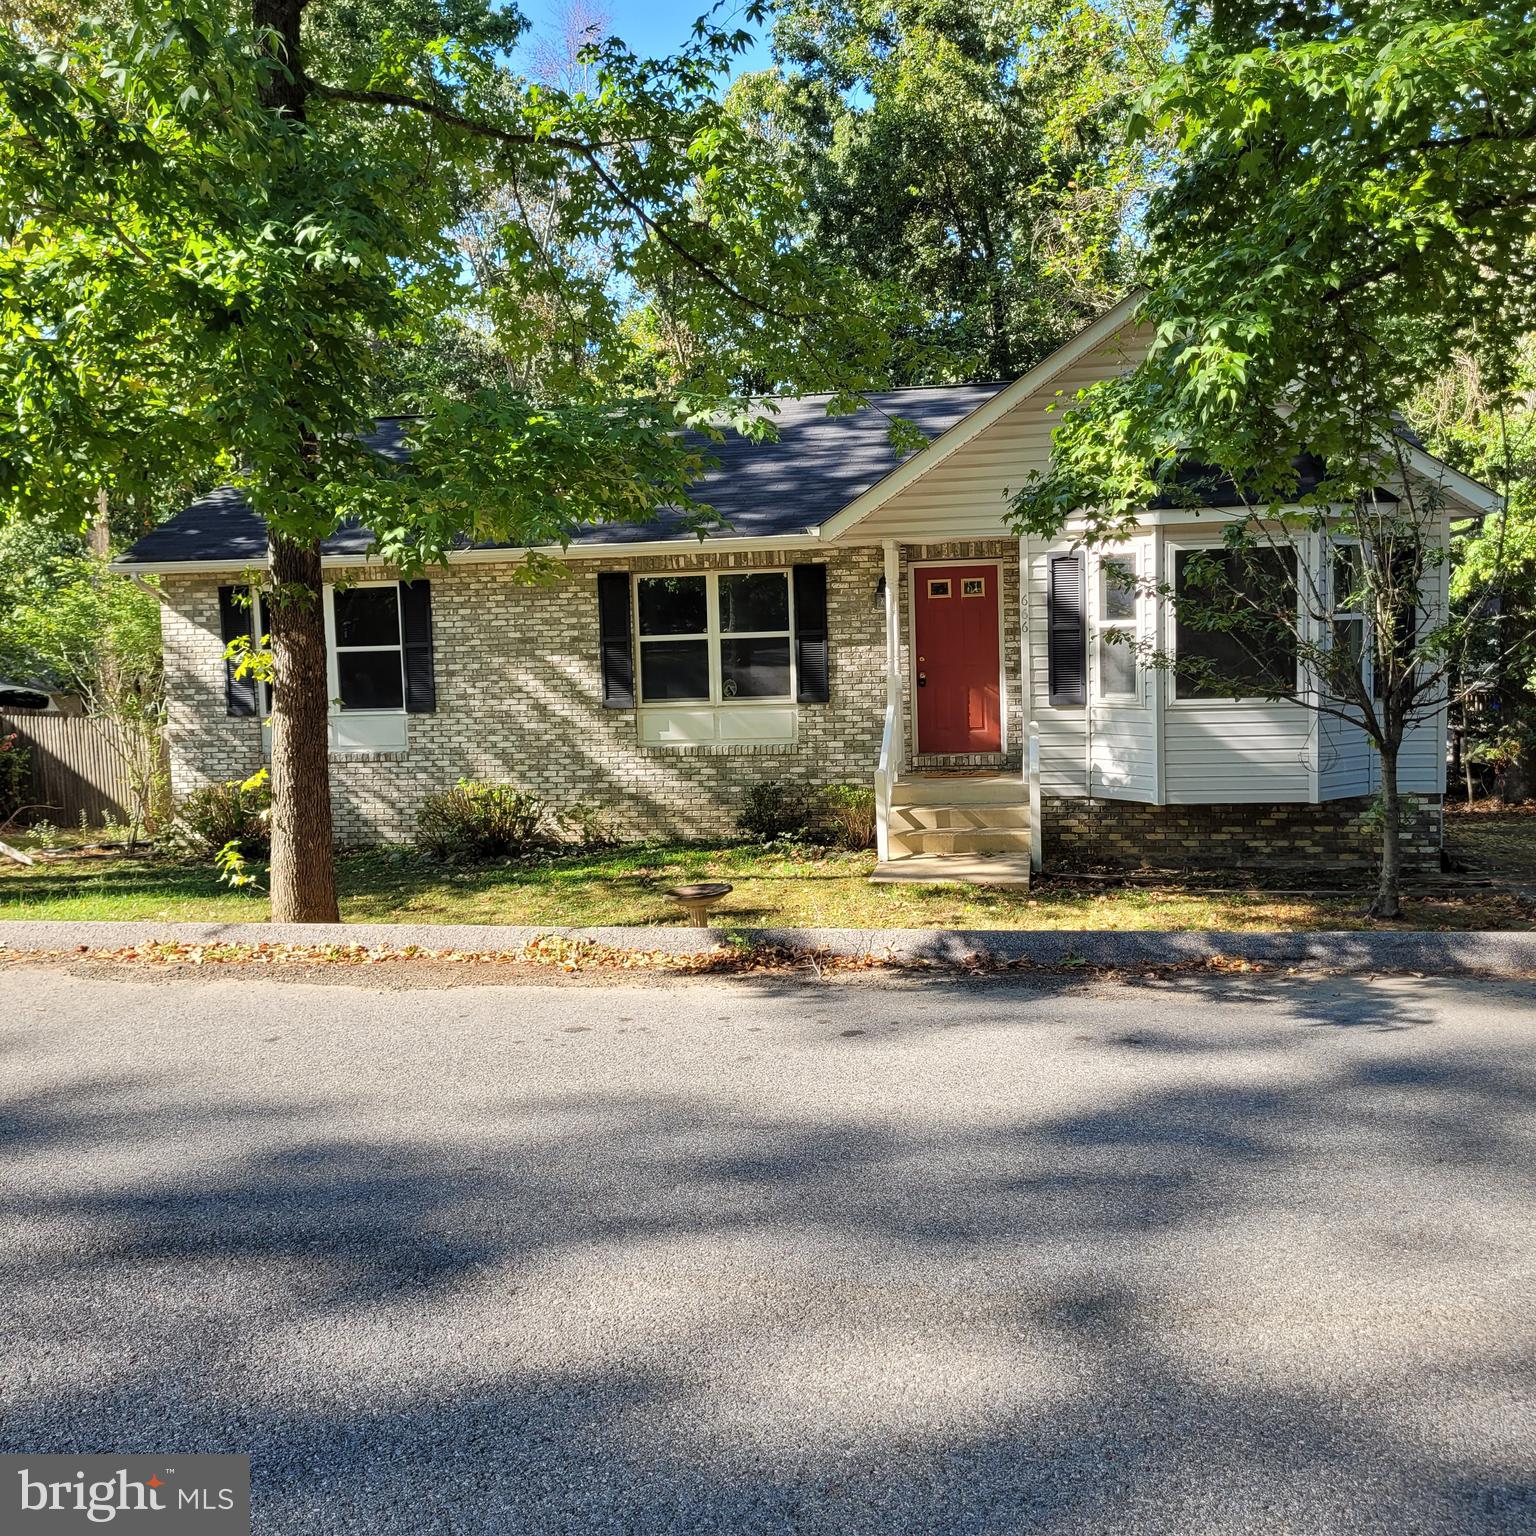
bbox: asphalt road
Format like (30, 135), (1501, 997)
(2, 964), (1533, 1534)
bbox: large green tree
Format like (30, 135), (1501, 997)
(731, 0), (1171, 384)
(0, 0), (885, 920)
(1012, 0), (1536, 916)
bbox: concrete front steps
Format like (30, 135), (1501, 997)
(873, 774), (1033, 886)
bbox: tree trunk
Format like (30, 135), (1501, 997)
(1496, 748), (1529, 806)
(266, 535), (339, 922)
(253, 0), (335, 922)
(1371, 744), (1404, 920)
(253, 0), (306, 120)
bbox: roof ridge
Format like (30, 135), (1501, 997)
(369, 382), (1011, 421)
(738, 379), (1012, 403)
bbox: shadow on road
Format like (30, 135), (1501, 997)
(0, 978), (1532, 1534)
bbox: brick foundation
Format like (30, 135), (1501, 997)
(1042, 795), (1444, 873)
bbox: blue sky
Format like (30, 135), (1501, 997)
(516, 0), (775, 78)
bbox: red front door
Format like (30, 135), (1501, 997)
(912, 563), (1002, 753)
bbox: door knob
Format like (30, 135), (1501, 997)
(918, 671), (927, 687)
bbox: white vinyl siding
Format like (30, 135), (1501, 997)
(1026, 537), (1089, 796)
(855, 322), (1156, 542)
(1161, 702), (1315, 803)
(1318, 713), (1373, 799)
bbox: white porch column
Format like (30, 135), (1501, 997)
(1019, 533), (1042, 872)
(883, 539), (902, 752)
(875, 539), (903, 862)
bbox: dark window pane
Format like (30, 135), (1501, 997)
(640, 639), (710, 700)
(1102, 559), (1137, 620)
(637, 576), (706, 636)
(1174, 548), (1297, 699)
(1099, 630), (1136, 696)
(719, 572), (789, 633)
(334, 586), (400, 647)
(337, 650), (404, 710)
(720, 636), (791, 699)
(1333, 617), (1365, 667)
(1333, 547), (1363, 612)
(1329, 617), (1366, 698)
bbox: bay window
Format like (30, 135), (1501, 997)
(1173, 546), (1299, 700)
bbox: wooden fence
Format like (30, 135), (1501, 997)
(0, 711), (167, 829)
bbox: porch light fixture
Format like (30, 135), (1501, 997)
(874, 575), (886, 605)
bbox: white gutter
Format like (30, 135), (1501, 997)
(110, 528), (840, 577)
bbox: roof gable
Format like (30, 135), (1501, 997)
(820, 295), (1152, 542)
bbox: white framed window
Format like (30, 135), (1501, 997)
(325, 583), (406, 712)
(1330, 544), (1368, 695)
(248, 581), (413, 756)
(1172, 544), (1300, 701)
(635, 571), (795, 705)
(1094, 549), (1141, 701)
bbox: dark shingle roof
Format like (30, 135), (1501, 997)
(119, 386), (1007, 567)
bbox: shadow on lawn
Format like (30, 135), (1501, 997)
(1, 994), (1531, 1534)
(0, 859), (233, 907)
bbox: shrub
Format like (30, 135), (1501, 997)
(417, 780), (549, 861)
(737, 779), (813, 841)
(167, 778), (271, 857)
(558, 800), (622, 850)
(0, 733), (30, 820)
(820, 783), (877, 850)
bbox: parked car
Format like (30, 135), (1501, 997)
(0, 682), (54, 711)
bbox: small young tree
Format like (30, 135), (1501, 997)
(1011, 0), (1536, 918)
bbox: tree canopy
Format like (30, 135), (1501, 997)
(0, 0), (892, 564)
(0, 0), (904, 918)
(728, 0), (1170, 384)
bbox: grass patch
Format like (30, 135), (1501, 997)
(1, 837), (1530, 930)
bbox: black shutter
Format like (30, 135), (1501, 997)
(793, 563), (830, 703)
(218, 584), (259, 717)
(597, 572), (634, 708)
(1047, 553), (1086, 707)
(400, 580), (436, 713)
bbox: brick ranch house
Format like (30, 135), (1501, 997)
(117, 297), (1499, 881)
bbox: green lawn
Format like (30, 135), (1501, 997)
(0, 835), (1528, 931)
